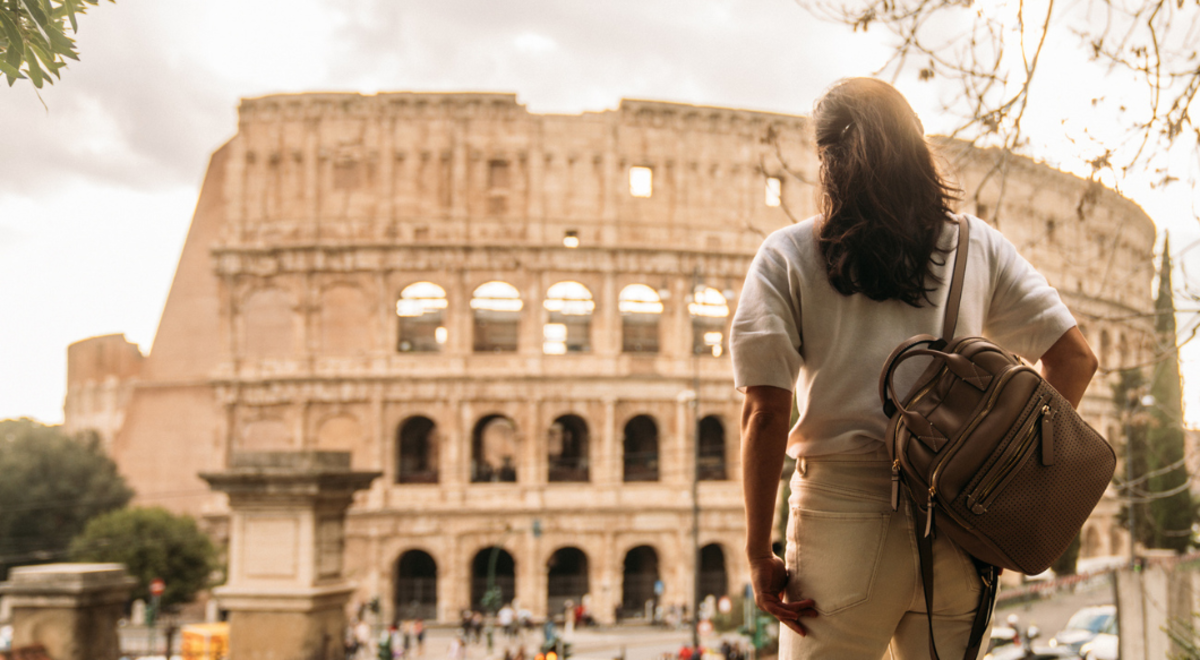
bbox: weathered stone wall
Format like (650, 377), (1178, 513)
(62, 334), (143, 450)
(80, 91), (1156, 623)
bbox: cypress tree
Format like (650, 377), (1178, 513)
(1145, 234), (1193, 552)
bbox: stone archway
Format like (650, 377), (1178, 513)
(395, 550), (437, 620)
(547, 547), (589, 618)
(471, 547), (516, 611)
(621, 545), (659, 619)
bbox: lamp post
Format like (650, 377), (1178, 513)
(690, 267), (703, 652)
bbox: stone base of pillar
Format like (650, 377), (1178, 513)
(215, 583), (355, 660)
(0, 564), (136, 660)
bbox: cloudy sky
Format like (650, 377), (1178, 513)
(2, 0), (1197, 426)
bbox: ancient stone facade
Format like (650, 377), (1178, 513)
(72, 92), (1157, 624)
(62, 334), (143, 451)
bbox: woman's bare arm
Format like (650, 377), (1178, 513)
(1039, 327), (1098, 409)
(741, 385), (816, 635)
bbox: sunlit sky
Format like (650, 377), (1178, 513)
(1, 0), (1197, 426)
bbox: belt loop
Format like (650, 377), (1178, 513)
(797, 458), (807, 476)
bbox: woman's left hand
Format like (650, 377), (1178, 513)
(748, 554), (818, 636)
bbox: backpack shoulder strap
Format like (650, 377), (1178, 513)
(942, 216), (970, 342)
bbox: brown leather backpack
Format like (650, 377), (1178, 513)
(878, 216), (1116, 659)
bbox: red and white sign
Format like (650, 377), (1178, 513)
(149, 578), (165, 597)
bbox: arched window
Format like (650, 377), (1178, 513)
(1100, 329), (1111, 369)
(689, 286), (729, 357)
(548, 414), (589, 482)
(395, 550), (437, 620)
(397, 282), (448, 352)
(620, 546), (659, 619)
(471, 547), (515, 610)
(697, 416), (726, 481)
(547, 547), (589, 618)
(472, 415), (518, 483)
(1118, 332), (1129, 370)
(623, 415), (659, 482)
(472, 281), (522, 352)
(619, 284), (663, 353)
(397, 416), (438, 484)
(698, 544), (728, 599)
(543, 281), (594, 354)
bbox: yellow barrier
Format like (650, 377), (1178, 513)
(181, 622), (229, 660)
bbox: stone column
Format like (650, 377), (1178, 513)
(0, 563), (135, 660)
(201, 451), (379, 660)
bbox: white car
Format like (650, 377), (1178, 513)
(1051, 605), (1115, 655)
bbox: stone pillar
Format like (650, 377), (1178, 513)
(0, 563), (135, 660)
(201, 451), (379, 660)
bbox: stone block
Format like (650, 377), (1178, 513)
(0, 564), (135, 660)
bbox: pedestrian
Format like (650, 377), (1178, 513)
(377, 626), (394, 660)
(498, 603), (515, 640)
(401, 620), (413, 658)
(344, 623), (360, 660)
(356, 619), (373, 659)
(413, 618), (425, 656)
(447, 635), (464, 660)
(470, 610), (484, 644)
(732, 77), (1098, 659)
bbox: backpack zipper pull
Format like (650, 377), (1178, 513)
(891, 459), (900, 511)
(925, 488), (937, 538)
(1040, 405), (1055, 466)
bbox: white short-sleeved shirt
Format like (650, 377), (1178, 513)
(729, 213), (1077, 458)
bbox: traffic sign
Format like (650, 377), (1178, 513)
(150, 578), (165, 597)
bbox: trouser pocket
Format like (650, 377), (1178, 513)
(788, 507), (890, 615)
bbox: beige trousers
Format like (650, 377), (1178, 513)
(781, 449), (994, 660)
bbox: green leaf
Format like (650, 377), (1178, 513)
(63, 0), (79, 32)
(25, 54), (44, 87)
(17, 0), (53, 43)
(0, 12), (25, 66)
(46, 25), (76, 55)
(0, 58), (25, 81)
(29, 41), (55, 68)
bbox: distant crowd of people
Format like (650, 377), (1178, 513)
(343, 616), (426, 659)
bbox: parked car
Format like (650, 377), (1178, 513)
(986, 622), (1078, 660)
(1050, 605), (1115, 655)
(1078, 615), (1119, 660)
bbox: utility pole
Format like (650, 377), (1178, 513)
(691, 266), (702, 653)
(1126, 391), (1137, 565)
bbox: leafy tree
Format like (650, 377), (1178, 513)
(0, 0), (113, 88)
(1144, 234), (1194, 552)
(70, 506), (219, 607)
(0, 418), (133, 578)
(1113, 367), (1157, 549)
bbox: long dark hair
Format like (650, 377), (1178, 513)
(813, 78), (958, 307)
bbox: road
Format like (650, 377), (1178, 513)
(995, 574), (1116, 640)
(118, 580), (1115, 660)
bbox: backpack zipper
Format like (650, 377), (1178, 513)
(917, 364), (1029, 536)
(967, 401), (1049, 513)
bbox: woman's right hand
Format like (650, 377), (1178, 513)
(748, 554), (818, 636)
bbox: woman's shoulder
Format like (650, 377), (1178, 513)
(953, 212), (1019, 260)
(762, 215), (821, 254)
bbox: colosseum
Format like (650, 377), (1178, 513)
(63, 91), (1158, 625)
